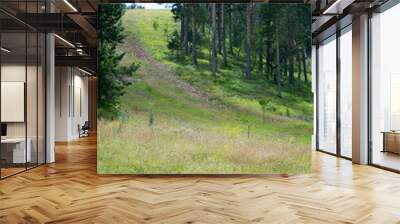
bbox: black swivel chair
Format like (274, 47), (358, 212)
(78, 121), (90, 138)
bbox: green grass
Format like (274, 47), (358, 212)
(98, 9), (313, 174)
(122, 9), (177, 61)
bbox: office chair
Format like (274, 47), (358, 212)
(79, 121), (90, 138)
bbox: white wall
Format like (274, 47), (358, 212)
(55, 66), (70, 141)
(1, 65), (42, 136)
(1, 65), (27, 139)
(55, 66), (89, 141)
(72, 73), (89, 138)
(1, 63), (46, 164)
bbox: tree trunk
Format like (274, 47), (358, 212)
(244, 3), (252, 78)
(269, 46), (272, 77)
(183, 5), (189, 55)
(276, 23), (281, 97)
(258, 47), (263, 71)
(228, 5), (233, 54)
(191, 5), (197, 66)
(287, 35), (295, 89)
(288, 53), (294, 89)
(221, 3), (227, 67)
(211, 3), (217, 77)
(208, 5), (212, 62)
(297, 52), (302, 91)
(217, 5), (222, 54)
(180, 13), (185, 55)
(283, 55), (288, 81)
(302, 47), (308, 83)
(265, 42), (271, 79)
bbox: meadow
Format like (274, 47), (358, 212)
(98, 8), (312, 174)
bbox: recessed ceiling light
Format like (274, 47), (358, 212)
(54, 34), (75, 48)
(1, 47), (11, 53)
(63, 0), (78, 12)
(322, 0), (351, 15)
(78, 67), (92, 76)
(76, 49), (84, 55)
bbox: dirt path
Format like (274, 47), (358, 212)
(123, 38), (208, 101)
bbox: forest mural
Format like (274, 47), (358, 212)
(97, 3), (312, 174)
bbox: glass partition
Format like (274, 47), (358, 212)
(317, 35), (337, 154)
(370, 3), (400, 171)
(0, 1), (46, 179)
(1, 31), (28, 177)
(339, 26), (352, 158)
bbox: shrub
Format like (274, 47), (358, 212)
(167, 29), (180, 57)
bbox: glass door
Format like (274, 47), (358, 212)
(317, 34), (337, 154)
(339, 26), (352, 158)
(370, 3), (400, 171)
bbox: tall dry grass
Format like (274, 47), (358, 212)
(98, 113), (311, 174)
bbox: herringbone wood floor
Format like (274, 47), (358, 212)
(1, 135), (400, 223)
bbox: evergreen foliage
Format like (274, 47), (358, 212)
(98, 4), (139, 119)
(169, 3), (311, 90)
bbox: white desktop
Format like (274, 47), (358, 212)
(1, 124), (32, 164)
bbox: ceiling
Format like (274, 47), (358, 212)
(1, 0), (394, 73)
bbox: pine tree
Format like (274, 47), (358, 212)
(211, 3), (217, 77)
(221, 3), (227, 67)
(191, 4), (197, 66)
(98, 4), (139, 119)
(244, 3), (252, 78)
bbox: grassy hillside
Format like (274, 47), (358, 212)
(98, 9), (312, 174)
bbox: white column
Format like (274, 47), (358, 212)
(46, 0), (55, 163)
(46, 33), (55, 163)
(352, 14), (369, 164)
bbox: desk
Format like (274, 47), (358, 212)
(382, 131), (400, 154)
(1, 138), (31, 163)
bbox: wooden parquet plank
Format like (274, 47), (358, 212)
(0, 135), (400, 223)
